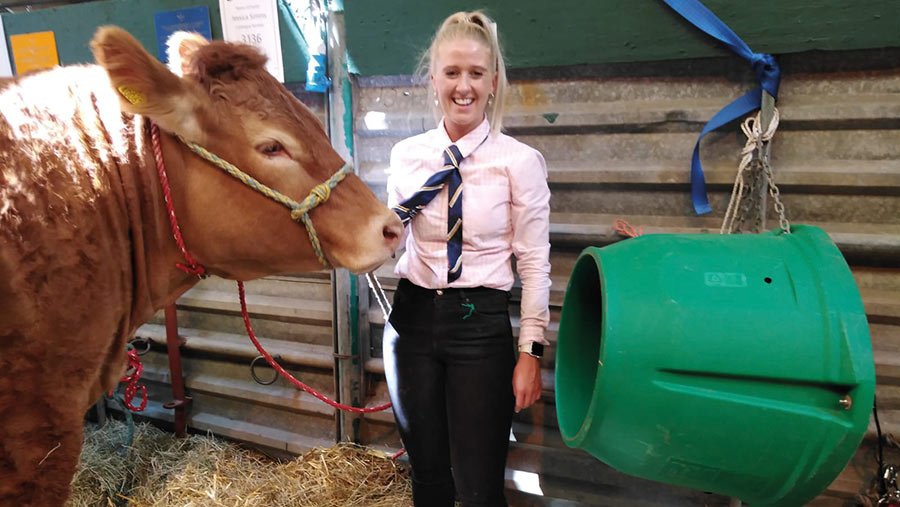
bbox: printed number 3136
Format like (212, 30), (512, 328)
(241, 33), (263, 45)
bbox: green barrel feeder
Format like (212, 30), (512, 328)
(555, 225), (875, 506)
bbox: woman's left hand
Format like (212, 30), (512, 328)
(513, 352), (542, 413)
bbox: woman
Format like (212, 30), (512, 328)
(384, 10), (551, 507)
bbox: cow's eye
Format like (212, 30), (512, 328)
(258, 141), (286, 157)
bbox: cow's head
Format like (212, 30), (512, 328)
(89, 26), (401, 278)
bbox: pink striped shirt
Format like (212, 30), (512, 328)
(386, 118), (551, 347)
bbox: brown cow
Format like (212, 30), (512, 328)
(0, 27), (401, 506)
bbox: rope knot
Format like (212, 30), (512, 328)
(310, 182), (332, 203)
(291, 182), (334, 222)
(176, 262), (207, 278)
(750, 52), (781, 97)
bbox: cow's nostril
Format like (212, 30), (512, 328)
(383, 221), (402, 245)
(384, 226), (400, 241)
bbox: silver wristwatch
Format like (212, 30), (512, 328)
(518, 341), (544, 359)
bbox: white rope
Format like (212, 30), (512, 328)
(720, 107), (780, 234)
(365, 272), (391, 321)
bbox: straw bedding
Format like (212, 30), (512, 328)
(67, 420), (412, 507)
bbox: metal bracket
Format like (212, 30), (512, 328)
(163, 396), (193, 410)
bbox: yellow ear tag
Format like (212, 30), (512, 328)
(117, 86), (146, 106)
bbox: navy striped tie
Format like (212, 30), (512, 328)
(392, 144), (465, 283)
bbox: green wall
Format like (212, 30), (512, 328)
(4, 0), (898, 80)
(0, 0), (311, 82)
(344, 0), (900, 76)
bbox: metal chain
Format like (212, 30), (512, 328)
(761, 134), (791, 234)
(721, 108), (790, 234)
(879, 465), (900, 506)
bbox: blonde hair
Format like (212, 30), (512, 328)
(417, 11), (508, 136)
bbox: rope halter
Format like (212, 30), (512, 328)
(177, 136), (351, 268)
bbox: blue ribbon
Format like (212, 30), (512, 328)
(661, 0), (781, 215)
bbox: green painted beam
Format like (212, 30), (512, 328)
(1, 0), (310, 82)
(345, 0), (900, 76)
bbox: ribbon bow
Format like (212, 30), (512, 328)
(661, 0), (781, 214)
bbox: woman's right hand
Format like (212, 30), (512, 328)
(512, 352), (542, 413)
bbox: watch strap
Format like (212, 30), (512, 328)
(518, 341), (545, 358)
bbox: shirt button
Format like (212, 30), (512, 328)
(436, 289), (443, 296)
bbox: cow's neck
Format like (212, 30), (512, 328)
(122, 118), (201, 327)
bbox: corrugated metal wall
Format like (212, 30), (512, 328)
(124, 48), (899, 505)
(353, 48), (899, 505)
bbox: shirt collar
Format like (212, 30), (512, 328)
(436, 117), (491, 158)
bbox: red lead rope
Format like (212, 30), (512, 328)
(149, 121), (391, 415)
(151, 123), (206, 277)
(120, 348), (148, 412)
(238, 281), (392, 414)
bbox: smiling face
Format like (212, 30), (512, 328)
(432, 37), (497, 142)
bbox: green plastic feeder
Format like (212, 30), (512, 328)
(555, 225), (874, 506)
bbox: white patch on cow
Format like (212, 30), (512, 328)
(0, 172), (23, 214)
(0, 69), (119, 198)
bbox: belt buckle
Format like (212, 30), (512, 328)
(435, 289), (444, 296)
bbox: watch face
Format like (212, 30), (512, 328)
(531, 342), (545, 358)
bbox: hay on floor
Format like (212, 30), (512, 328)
(68, 420), (412, 507)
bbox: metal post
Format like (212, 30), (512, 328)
(164, 303), (190, 437)
(755, 91), (776, 230)
(326, 0), (366, 443)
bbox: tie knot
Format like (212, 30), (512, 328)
(443, 144), (464, 169)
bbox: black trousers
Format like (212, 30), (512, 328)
(384, 279), (516, 507)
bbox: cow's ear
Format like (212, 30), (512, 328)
(90, 25), (207, 140)
(166, 31), (208, 78)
